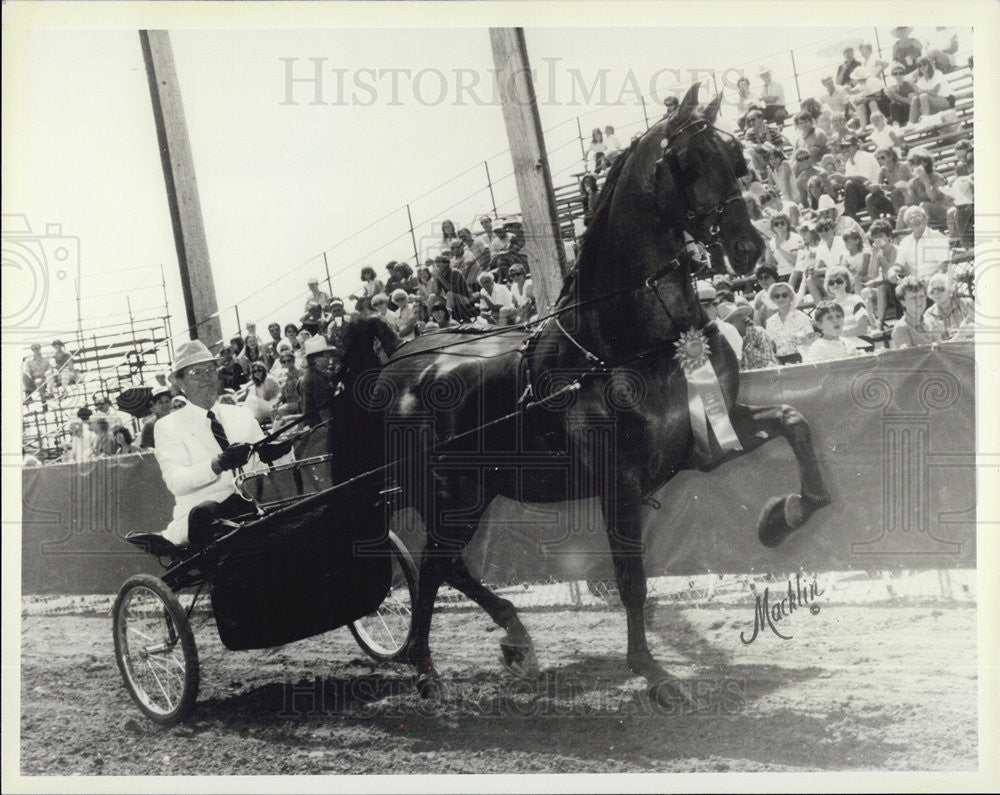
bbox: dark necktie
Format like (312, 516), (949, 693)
(206, 409), (229, 452)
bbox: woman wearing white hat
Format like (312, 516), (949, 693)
(154, 340), (265, 546)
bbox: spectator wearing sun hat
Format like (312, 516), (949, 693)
(304, 276), (330, 313)
(757, 65), (787, 127)
(298, 335), (336, 429)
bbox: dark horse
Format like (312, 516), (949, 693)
(332, 84), (830, 705)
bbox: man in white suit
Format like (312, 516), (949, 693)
(155, 340), (266, 546)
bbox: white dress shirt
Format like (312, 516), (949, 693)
(897, 227), (951, 280)
(154, 401), (266, 545)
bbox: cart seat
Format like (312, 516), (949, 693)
(125, 532), (183, 559)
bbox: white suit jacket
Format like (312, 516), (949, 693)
(154, 401), (266, 545)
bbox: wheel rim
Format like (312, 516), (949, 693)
(352, 555), (413, 656)
(116, 585), (189, 717)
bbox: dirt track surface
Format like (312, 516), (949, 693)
(20, 599), (976, 775)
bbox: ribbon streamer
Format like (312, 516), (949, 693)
(686, 360), (743, 458)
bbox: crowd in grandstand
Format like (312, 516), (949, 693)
(22, 27), (975, 465)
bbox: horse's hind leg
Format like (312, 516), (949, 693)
(404, 544), (449, 697)
(438, 548), (538, 678)
(727, 403), (832, 547)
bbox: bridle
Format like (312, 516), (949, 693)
(544, 116), (749, 373)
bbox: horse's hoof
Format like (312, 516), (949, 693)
(648, 676), (695, 713)
(758, 494), (802, 548)
(416, 672), (441, 699)
(499, 639), (539, 679)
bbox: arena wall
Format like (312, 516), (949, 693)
(21, 342), (975, 594)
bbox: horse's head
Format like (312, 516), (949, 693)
(635, 83), (763, 274)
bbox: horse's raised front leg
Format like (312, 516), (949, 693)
(602, 484), (693, 709)
(727, 402), (832, 548)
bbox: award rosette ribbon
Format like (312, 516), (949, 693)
(674, 329), (743, 458)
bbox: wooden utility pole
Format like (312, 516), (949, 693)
(139, 30), (223, 351)
(489, 28), (566, 314)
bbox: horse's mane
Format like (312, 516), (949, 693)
(336, 316), (400, 386)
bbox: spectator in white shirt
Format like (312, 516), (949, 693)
(896, 206), (951, 281)
(847, 66), (890, 126)
(819, 75), (850, 119)
(603, 126), (623, 158)
(838, 135), (880, 221)
(908, 58), (952, 126)
(371, 292), (399, 332)
(476, 271), (514, 323)
(757, 65), (787, 126)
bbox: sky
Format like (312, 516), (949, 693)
(1, 2), (986, 367)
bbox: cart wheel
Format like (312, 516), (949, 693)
(350, 531), (417, 661)
(113, 574), (199, 725)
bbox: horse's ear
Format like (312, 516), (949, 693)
(677, 83), (701, 118)
(703, 92), (723, 125)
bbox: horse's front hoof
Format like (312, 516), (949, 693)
(499, 639), (539, 679)
(758, 494), (801, 548)
(648, 676), (695, 713)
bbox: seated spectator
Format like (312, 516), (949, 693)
(866, 112), (903, 155)
(50, 339), (81, 388)
(271, 349), (298, 387)
(858, 41), (888, 81)
(790, 219), (819, 295)
(114, 426), (138, 455)
(812, 215), (849, 283)
(441, 218), (458, 246)
(91, 417), (117, 457)
(348, 266), (383, 313)
(760, 188), (800, 228)
(476, 271), (514, 323)
(603, 125), (623, 158)
(764, 214), (802, 281)
(392, 288), (419, 340)
(792, 112), (829, 165)
(62, 419), (94, 463)
(761, 147), (797, 205)
(217, 345), (246, 391)
(508, 263), (535, 322)
(458, 227), (491, 286)
(819, 76), (850, 120)
(274, 353), (303, 419)
(751, 264), (780, 327)
(662, 94), (680, 118)
(907, 57), (953, 126)
(890, 27), (923, 75)
(584, 128), (607, 172)
(140, 381), (174, 449)
(891, 276), (941, 349)
(836, 47), (862, 87)
(921, 27), (960, 74)
(171, 395), (188, 412)
(944, 161), (974, 246)
(22, 343), (52, 402)
(730, 76), (760, 130)
(240, 360), (281, 423)
(304, 276), (330, 313)
(371, 292), (399, 332)
(698, 282), (743, 359)
(299, 336), (335, 430)
(953, 138), (973, 177)
(868, 147), (912, 220)
(824, 265), (870, 338)
(860, 219), (900, 328)
(815, 193), (865, 241)
(757, 65), (788, 126)
(885, 62), (919, 127)
(841, 229), (871, 300)
(838, 135), (880, 220)
(743, 110), (788, 174)
(764, 282), (814, 364)
(433, 254), (476, 323)
(802, 300), (854, 362)
(896, 206), (951, 280)
(422, 298), (455, 332)
(242, 334), (262, 368)
(923, 273), (974, 341)
(383, 261), (403, 295)
(414, 265), (435, 305)
(847, 66), (890, 126)
(261, 322), (283, 369)
(325, 297), (349, 350)
(92, 393), (124, 432)
(794, 151), (828, 207)
(718, 301), (776, 370)
(299, 300), (329, 337)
